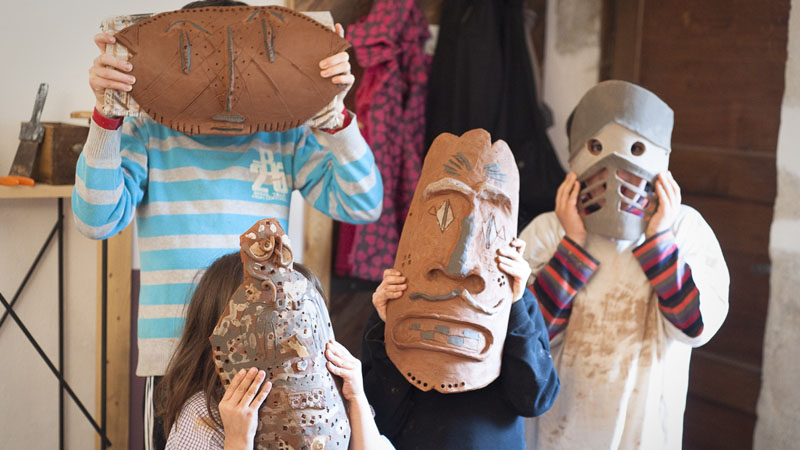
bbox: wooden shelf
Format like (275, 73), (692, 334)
(0, 184), (73, 199)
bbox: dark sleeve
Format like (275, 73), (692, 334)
(361, 310), (414, 439)
(498, 288), (560, 417)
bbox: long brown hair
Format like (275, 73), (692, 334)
(156, 253), (327, 437)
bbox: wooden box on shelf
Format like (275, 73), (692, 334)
(32, 122), (89, 185)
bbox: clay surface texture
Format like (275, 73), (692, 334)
(114, 6), (350, 135)
(210, 218), (350, 449)
(386, 129), (520, 393)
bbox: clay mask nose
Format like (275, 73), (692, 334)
(441, 215), (486, 293)
(427, 267), (486, 295)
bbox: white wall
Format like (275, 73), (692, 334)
(0, 2), (179, 447)
(540, 0), (602, 169)
(524, 0), (601, 443)
(0, 1), (291, 448)
(0, 200), (98, 449)
(754, 0), (800, 447)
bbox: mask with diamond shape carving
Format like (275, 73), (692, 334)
(386, 129), (520, 393)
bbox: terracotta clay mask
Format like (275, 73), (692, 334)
(210, 218), (350, 449)
(114, 6), (350, 135)
(385, 129), (520, 393)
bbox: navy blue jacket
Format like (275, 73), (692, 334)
(361, 288), (560, 450)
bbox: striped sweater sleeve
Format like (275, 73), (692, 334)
(633, 230), (703, 337)
(292, 113), (383, 224)
(72, 118), (148, 240)
(531, 236), (599, 339)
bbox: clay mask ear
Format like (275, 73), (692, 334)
(280, 244), (293, 266)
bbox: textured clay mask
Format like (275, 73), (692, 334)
(210, 218), (350, 449)
(115, 6), (350, 135)
(385, 129), (520, 393)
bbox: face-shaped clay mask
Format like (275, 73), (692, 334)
(385, 129), (520, 393)
(567, 80), (673, 240)
(210, 218), (350, 450)
(572, 122), (669, 240)
(114, 6), (350, 135)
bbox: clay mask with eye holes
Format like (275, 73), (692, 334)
(572, 122), (669, 240)
(567, 80), (674, 240)
(385, 129), (520, 393)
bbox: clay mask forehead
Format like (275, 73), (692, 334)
(568, 79), (674, 164)
(420, 130), (518, 214)
(571, 122), (670, 179)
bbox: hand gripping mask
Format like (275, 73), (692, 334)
(568, 80), (674, 240)
(210, 218), (350, 450)
(114, 6), (350, 135)
(385, 129), (520, 393)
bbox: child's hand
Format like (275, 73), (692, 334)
(319, 24), (354, 88)
(372, 269), (407, 322)
(326, 340), (367, 403)
(309, 23), (354, 129)
(555, 172), (587, 247)
(646, 171), (681, 238)
(496, 239), (531, 303)
(219, 368), (272, 450)
(88, 33), (135, 116)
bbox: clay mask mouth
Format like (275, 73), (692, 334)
(408, 289), (503, 315)
(391, 315), (491, 360)
(578, 166), (656, 218)
(615, 169), (655, 217)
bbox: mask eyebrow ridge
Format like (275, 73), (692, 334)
(478, 183), (512, 210)
(165, 20), (212, 35)
(423, 178), (474, 200)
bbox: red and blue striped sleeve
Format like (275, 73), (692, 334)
(634, 230), (704, 337)
(531, 236), (599, 339)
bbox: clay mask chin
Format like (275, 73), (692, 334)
(385, 129), (520, 393)
(210, 218), (350, 449)
(114, 5), (350, 135)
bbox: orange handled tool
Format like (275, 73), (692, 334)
(0, 175), (35, 186)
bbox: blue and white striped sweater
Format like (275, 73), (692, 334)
(72, 114), (382, 376)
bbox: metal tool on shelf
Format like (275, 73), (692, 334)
(1, 83), (49, 186)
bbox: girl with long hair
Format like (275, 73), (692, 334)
(156, 253), (392, 450)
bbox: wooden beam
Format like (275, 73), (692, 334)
(601, 0), (645, 82)
(302, 203), (333, 302)
(96, 226), (132, 450)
